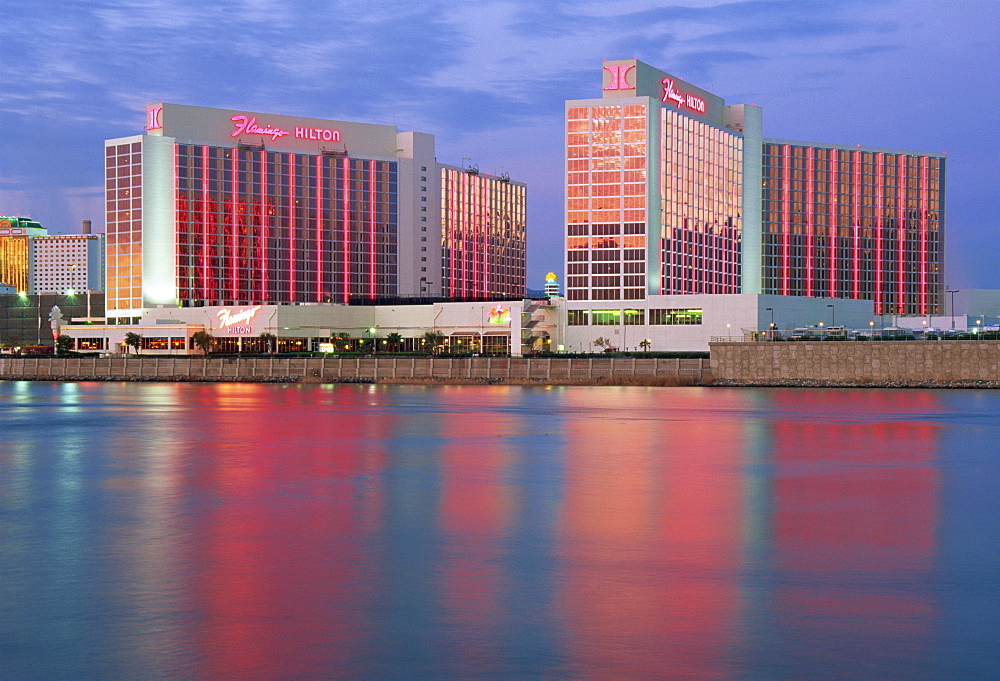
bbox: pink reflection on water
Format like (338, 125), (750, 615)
(770, 389), (941, 671)
(175, 384), (388, 681)
(554, 387), (747, 680)
(435, 388), (516, 678)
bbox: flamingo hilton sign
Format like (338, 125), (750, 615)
(217, 305), (262, 334)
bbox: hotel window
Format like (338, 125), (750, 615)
(590, 310), (620, 325)
(567, 310), (588, 326)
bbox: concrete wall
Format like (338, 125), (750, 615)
(0, 355), (710, 383)
(711, 340), (1000, 383)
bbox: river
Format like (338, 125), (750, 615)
(1, 381), (998, 680)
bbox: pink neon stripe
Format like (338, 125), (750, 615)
(781, 145), (790, 296)
(459, 171), (466, 298)
(852, 150), (860, 300)
(288, 155), (296, 302)
(342, 157), (350, 303)
(173, 143), (180, 299)
(231, 153), (238, 302)
(202, 146), (210, 302)
(472, 175), (478, 297)
(875, 153), (884, 314)
(450, 172), (457, 298)
(897, 155), (906, 314)
(368, 159), (376, 300)
(260, 150), (268, 302)
(316, 155), (322, 302)
(482, 178), (488, 297)
(829, 149), (837, 298)
(920, 156), (929, 315)
(806, 147), (814, 297)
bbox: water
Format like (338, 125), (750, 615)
(1, 381), (998, 680)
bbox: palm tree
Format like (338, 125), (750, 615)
(385, 332), (403, 351)
(123, 331), (142, 355)
(422, 330), (445, 353)
(191, 330), (213, 355)
(259, 331), (277, 353)
(330, 331), (352, 352)
(639, 338), (651, 352)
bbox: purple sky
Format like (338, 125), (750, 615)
(1, 0), (997, 290)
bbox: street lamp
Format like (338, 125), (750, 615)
(826, 304), (835, 328)
(368, 326), (377, 354)
(946, 288), (959, 330)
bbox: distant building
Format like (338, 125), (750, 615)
(0, 217), (47, 293)
(0, 217), (104, 296)
(29, 233), (105, 295)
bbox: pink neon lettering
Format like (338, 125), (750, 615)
(294, 126), (341, 142)
(146, 107), (162, 130)
(661, 78), (706, 113)
(217, 305), (262, 329)
(603, 64), (635, 91)
(231, 115), (290, 140)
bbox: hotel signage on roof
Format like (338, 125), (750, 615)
(603, 64), (635, 91)
(661, 78), (706, 114)
(231, 115), (341, 142)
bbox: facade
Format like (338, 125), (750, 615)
(60, 299), (528, 356)
(106, 103), (526, 323)
(565, 59), (946, 337)
(559, 293), (876, 353)
(0, 217), (47, 293)
(760, 140), (944, 315)
(28, 233), (105, 294)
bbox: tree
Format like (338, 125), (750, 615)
(592, 336), (612, 352)
(639, 338), (651, 352)
(56, 334), (73, 355)
(385, 332), (403, 351)
(423, 330), (445, 353)
(191, 330), (214, 355)
(123, 332), (142, 356)
(259, 331), (277, 353)
(330, 331), (352, 352)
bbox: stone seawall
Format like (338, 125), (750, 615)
(0, 355), (711, 384)
(711, 340), (1000, 386)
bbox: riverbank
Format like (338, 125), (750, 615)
(712, 378), (1000, 389)
(0, 355), (711, 386)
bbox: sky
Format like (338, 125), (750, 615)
(1, 0), (997, 290)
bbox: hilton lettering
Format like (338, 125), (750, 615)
(294, 127), (341, 142)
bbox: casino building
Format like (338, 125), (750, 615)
(105, 103), (526, 323)
(563, 59), (945, 349)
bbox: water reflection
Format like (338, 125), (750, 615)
(1, 382), (998, 680)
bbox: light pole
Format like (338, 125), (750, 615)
(765, 307), (774, 340)
(826, 304), (835, 328)
(946, 288), (958, 330)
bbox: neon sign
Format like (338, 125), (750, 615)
(231, 115), (290, 140)
(295, 126), (341, 142)
(488, 305), (511, 325)
(217, 305), (262, 332)
(603, 64), (635, 91)
(146, 107), (163, 131)
(661, 78), (706, 114)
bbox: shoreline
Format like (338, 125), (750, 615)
(3, 374), (1000, 389)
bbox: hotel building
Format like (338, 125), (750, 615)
(106, 103), (526, 322)
(0, 217), (47, 293)
(563, 59), (945, 348)
(0, 217), (104, 295)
